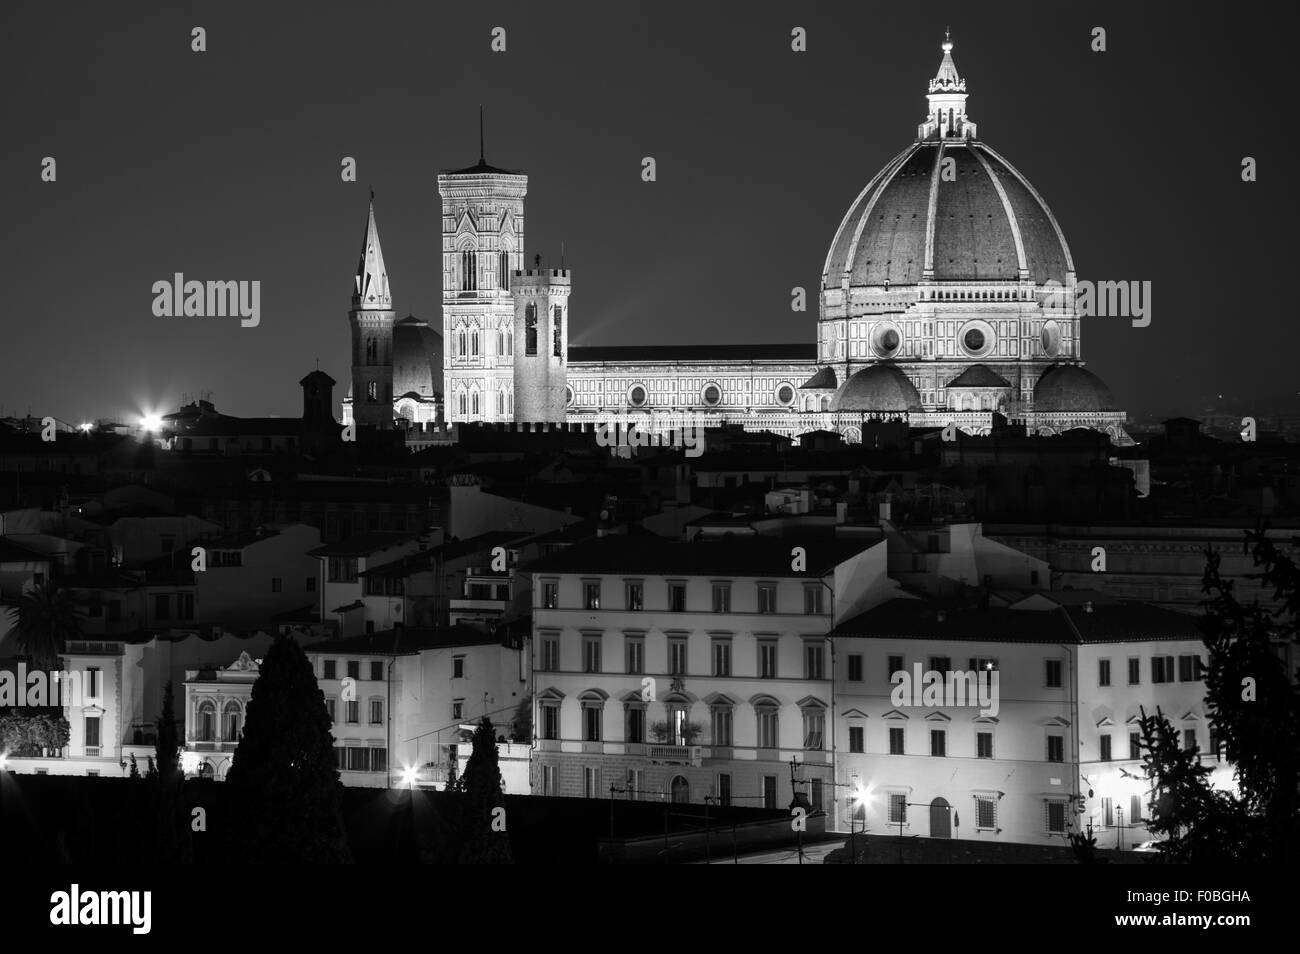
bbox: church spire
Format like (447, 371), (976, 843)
(918, 34), (977, 141)
(352, 193), (392, 309)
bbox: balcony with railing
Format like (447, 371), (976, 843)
(646, 745), (702, 765)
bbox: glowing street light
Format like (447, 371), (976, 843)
(399, 764), (420, 789)
(0, 751), (9, 771)
(140, 414), (164, 433)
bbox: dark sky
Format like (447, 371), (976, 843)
(2, 1), (1294, 425)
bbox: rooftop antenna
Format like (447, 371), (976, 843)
(561, 241), (566, 269)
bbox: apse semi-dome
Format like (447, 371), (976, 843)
(1033, 363), (1117, 413)
(392, 315), (443, 398)
(821, 41), (1073, 290)
(831, 364), (924, 413)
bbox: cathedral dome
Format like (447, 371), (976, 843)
(392, 316), (443, 399)
(831, 364), (923, 413)
(821, 40), (1073, 290)
(1033, 363), (1117, 412)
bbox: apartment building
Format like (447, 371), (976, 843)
(830, 590), (1233, 847)
(526, 533), (894, 808)
(306, 625), (529, 790)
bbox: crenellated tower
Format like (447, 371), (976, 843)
(511, 263), (570, 423)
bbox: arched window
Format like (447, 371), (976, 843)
(801, 701), (826, 750)
(365, 338), (377, 364)
(820, 396), (831, 412)
(223, 701), (242, 742)
(497, 390), (505, 415)
(624, 698), (647, 744)
(366, 381), (378, 403)
(710, 702), (733, 746)
(198, 700), (216, 742)
(471, 328), (479, 357)
(460, 250), (477, 291)
(670, 775), (690, 804)
(458, 328), (467, 358)
(580, 692), (605, 742)
(499, 251), (509, 290)
(525, 304), (538, 355)
(458, 391), (467, 415)
(470, 390), (480, 416)
(553, 305), (564, 358)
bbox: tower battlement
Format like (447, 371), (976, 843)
(512, 268), (571, 283)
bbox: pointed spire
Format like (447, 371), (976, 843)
(479, 104), (485, 165)
(930, 34), (964, 93)
(352, 195), (392, 309)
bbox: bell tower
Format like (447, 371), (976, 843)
(438, 111), (528, 423)
(349, 195), (396, 429)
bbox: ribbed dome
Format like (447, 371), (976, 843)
(831, 364), (923, 413)
(1034, 364), (1116, 412)
(393, 316), (443, 399)
(822, 141), (1072, 288)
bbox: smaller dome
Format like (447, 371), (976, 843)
(947, 364), (1010, 389)
(831, 364), (923, 413)
(393, 315), (443, 399)
(1034, 364), (1116, 412)
(799, 367), (838, 390)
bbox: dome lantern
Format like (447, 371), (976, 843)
(918, 34), (977, 141)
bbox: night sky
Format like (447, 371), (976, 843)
(2, 1), (1294, 425)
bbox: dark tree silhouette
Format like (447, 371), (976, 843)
(151, 680), (180, 780)
(146, 681), (191, 861)
(224, 635), (350, 862)
(11, 582), (81, 672)
(1137, 528), (1300, 862)
(510, 694), (532, 744)
(453, 716), (513, 863)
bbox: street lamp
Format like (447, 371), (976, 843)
(850, 785), (873, 864)
(399, 764), (419, 789)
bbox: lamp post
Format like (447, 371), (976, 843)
(899, 800), (953, 864)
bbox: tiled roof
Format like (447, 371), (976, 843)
(308, 531), (422, 558)
(305, 624), (511, 656)
(569, 344), (815, 364)
(524, 534), (874, 577)
(830, 596), (1202, 644)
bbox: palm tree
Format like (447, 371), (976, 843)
(12, 582), (82, 672)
